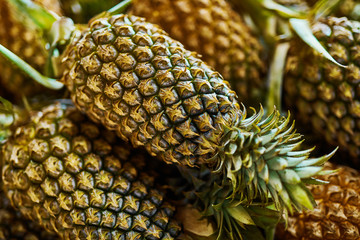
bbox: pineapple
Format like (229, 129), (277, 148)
(1, 101), (183, 239)
(283, 17), (360, 161)
(276, 162), (360, 240)
(0, 189), (59, 240)
(0, 0), (338, 227)
(128, 0), (266, 104)
(0, 0), (61, 103)
(58, 12), (336, 213)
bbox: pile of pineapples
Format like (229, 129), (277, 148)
(0, 0), (360, 239)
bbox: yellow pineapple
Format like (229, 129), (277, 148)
(276, 162), (360, 240)
(128, 0), (266, 104)
(1, 101), (183, 239)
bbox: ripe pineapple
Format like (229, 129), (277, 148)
(276, 162), (360, 240)
(58, 12), (336, 214)
(128, 0), (266, 104)
(1, 101), (183, 239)
(0, 189), (59, 240)
(0, 0), (61, 103)
(283, 17), (360, 160)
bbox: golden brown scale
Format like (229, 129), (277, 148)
(1, 102), (182, 240)
(129, 0), (266, 104)
(276, 162), (360, 240)
(283, 17), (360, 160)
(0, 190), (59, 240)
(0, 0), (61, 103)
(61, 14), (241, 167)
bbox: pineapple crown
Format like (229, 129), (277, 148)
(206, 106), (337, 215)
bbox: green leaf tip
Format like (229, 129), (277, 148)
(289, 18), (347, 68)
(0, 44), (64, 90)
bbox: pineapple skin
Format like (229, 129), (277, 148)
(1, 101), (182, 240)
(276, 162), (360, 240)
(0, 190), (59, 240)
(283, 17), (360, 160)
(61, 14), (241, 167)
(0, 0), (61, 103)
(129, 0), (266, 104)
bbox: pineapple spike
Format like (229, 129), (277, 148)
(0, 44), (63, 90)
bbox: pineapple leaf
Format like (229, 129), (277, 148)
(0, 44), (63, 90)
(7, 0), (58, 31)
(284, 183), (314, 210)
(301, 178), (329, 185)
(226, 205), (255, 226)
(261, 0), (305, 19)
(310, 0), (341, 21)
(289, 18), (347, 68)
(266, 42), (290, 111)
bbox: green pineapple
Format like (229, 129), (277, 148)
(0, 0), (61, 103)
(1, 101), (183, 239)
(128, 0), (266, 104)
(283, 16), (360, 161)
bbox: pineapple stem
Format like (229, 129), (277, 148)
(90, 0), (132, 22)
(0, 44), (64, 90)
(266, 42), (290, 111)
(7, 0), (58, 32)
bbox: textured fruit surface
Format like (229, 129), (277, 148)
(0, 189), (59, 240)
(276, 162), (360, 240)
(0, 0), (60, 103)
(129, 0), (266, 104)
(1, 101), (182, 239)
(283, 17), (360, 160)
(61, 13), (241, 167)
(60, 14), (338, 216)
